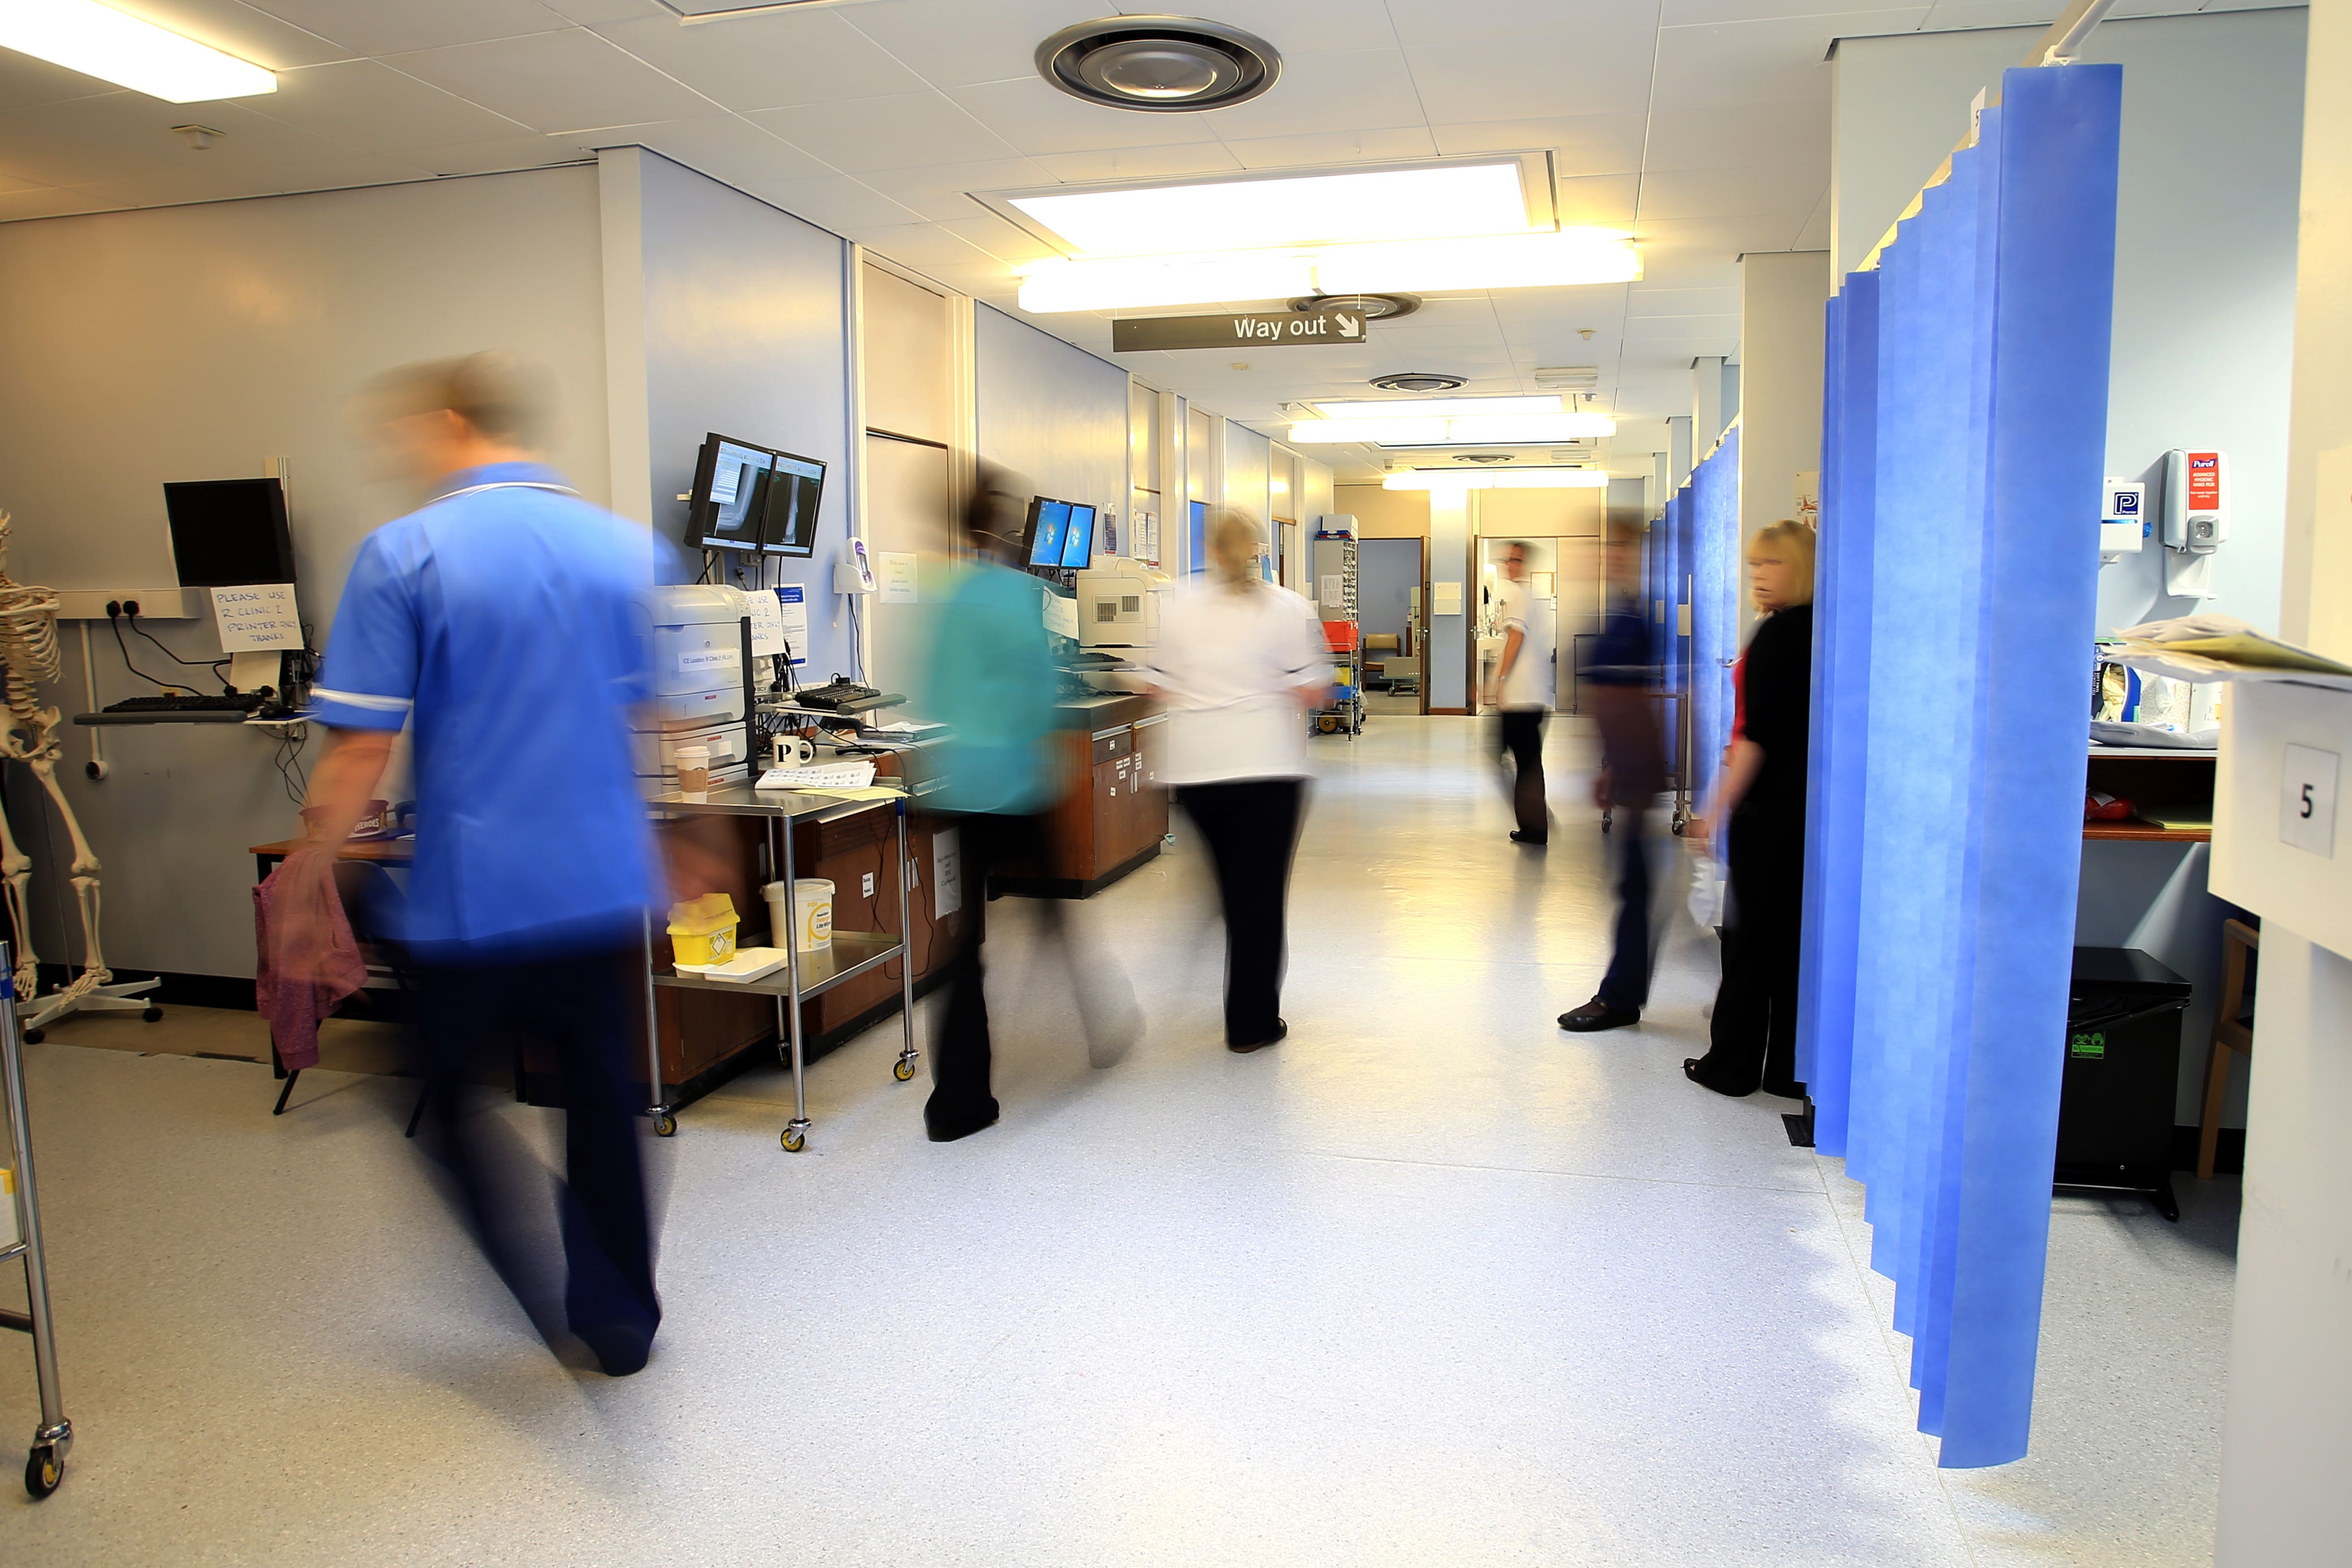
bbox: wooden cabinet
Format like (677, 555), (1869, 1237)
(1002, 696), (1169, 897)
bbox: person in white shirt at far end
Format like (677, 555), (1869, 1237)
(1487, 540), (1556, 845)
(1146, 510), (1332, 1054)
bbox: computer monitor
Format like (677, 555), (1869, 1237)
(165, 478), (295, 587)
(686, 435), (775, 552)
(1058, 504), (1097, 569)
(758, 450), (826, 557)
(1027, 499), (1072, 569)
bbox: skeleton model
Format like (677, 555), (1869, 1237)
(0, 511), (157, 1039)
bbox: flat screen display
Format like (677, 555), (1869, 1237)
(759, 450), (826, 557)
(688, 435), (774, 552)
(165, 478), (295, 587)
(1027, 499), (1073, 569)
(1058, 504), (1097, 569)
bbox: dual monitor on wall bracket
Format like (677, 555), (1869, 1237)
(1023, 495), (1097, 575)
(685, 431), (825, 558)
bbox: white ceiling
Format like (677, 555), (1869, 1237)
(0, 0), (2270, 479)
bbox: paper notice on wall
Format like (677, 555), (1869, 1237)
(1795, 470), (1821, 526)
(745, 588), (787, 656)
(933, 827), (962, 920)
(1432, 581), (1463, 617)
(776, 585), (809, 666)
(1318, 573), (1343, 610)
(878, 551), (919, 605)
(211, 584), (302, 651)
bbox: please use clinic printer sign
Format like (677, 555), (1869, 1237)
(211, 584), (302, 652)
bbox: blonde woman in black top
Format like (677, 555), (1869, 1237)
(1685, 520), (1815, 1098)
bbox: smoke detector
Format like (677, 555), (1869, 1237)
(1291, 293), (1419, 322)
(1368, 371), (1465, 393)
(1036, 17), (1280, 111)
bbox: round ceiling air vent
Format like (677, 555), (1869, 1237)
(1368, 370), (1465, 393)
(1454, 453), (1514, 465)
(1290, 293), (1419, 322)
(1036, 18), (1280, 112)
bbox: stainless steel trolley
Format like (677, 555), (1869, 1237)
(0, 943), (72, 1498)
(644, 785), (921, 1151)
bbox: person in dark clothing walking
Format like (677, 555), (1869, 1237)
(1684, 520), (1815, 1097)
(1559, 521), (1667, 1033)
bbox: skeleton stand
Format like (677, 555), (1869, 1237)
(0, 512), (157, 1041)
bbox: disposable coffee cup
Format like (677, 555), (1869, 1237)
(675, 743), (711, 799)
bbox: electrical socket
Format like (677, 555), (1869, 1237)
(861, 871), (875, 898)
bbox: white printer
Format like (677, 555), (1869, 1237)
(640, 585), (755, 788)
(1073, 564), (1174, 650)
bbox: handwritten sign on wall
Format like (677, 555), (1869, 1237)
(211, 584), (302, 651)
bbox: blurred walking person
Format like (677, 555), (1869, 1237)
(1149, 510), (1328, 1052)
(298, 354), (666, 1375)
(916, 469), (1134, 1141)
(1487, 541), (1553, 844)
(1559, 521), (1666, 1033)
(1684, 521), (1815, 1097)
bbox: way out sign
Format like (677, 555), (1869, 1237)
(1112, 310), (1366, 352)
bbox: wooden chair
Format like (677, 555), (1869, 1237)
(2198, 917), (2259, 1179)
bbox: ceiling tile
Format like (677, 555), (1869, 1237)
(935, 209), (1059, 264)
(749, 92), (1018, 173)
(1405, 32), (1660, 123)
(242, 0), (576, 55)
(1199, 48), (1426, 141)
(1429, 113), (1647, 175)
(107, 0), (355, 70)
(0, 91), (351, 187)
(742, 170), (928, 232)
(385, 29), (720, 135)
(1655, 9), (1931, 108)
(1627, 285), (1741, 316)
(590, 10), (933, 111)
(1384, 0), (1662, 46)
(67, 149), (439, 209)
(1200, 0), (1405, 45)
(1554, 171), (1641, 225)
(1914, 0), (2061, 27)
(945, 77), (1224, 157)
(1027, 143), (1244, 182)
(1642, 100), (1828, 174)
(239, 59), (530, 152)
(577, 116), (830, 186)
(537, 0), (663, 19)
(1664, 0), (1932, 21)
(838, 0), (1113, 90)
(1791, 188), (1830, 251)
(1218, 125), (1439, 170)
(847, 218), (1001, 274)
(857, 156), (1060, 220)
(1639, 165), (1826, 221)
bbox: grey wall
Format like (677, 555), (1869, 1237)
(1834, 8), (2306, 635)
(975, 303), (1129, 526)
(0, 167), (610, 979)
(608, 149), (859, 676)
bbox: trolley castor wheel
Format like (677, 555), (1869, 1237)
(141, 1006), (162, 1023)
(22, 1028), (41, 1045)
(652, 1110), (678, 1137)
(780, 1126), (806, 1153)
(893, 1057), (915, 1082)
(25, 1444), (61, 1500)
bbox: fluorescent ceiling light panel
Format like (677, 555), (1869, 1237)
(1019, 229), (1639, 313)
(1011, 163), (1531, 259)
(1289, 413), (1616, 446)
(0, 0), (276, 101)
(1312, 396), (1561, 420)
(1384, 470), (1611, 491)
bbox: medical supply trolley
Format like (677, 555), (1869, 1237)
(0, 943), (73, 1498)
(645, 785), (921, 1152)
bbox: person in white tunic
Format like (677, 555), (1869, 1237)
(1147, 510), (1330, 1052)
(1486, 540), (1556, 844)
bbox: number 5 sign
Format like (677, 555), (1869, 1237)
(2280, 743), (2340, 858)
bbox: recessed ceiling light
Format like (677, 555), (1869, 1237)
(0, 0), (276, 102)
(1036, 17), (1278, 113)
(1312, 395), (1563, 420)
(1019, 229), (1639, 312)
(1013, 162), (1530, 259)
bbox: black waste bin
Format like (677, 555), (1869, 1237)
(2057, 947), (2191, 1221)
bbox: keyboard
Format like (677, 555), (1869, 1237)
(792, 679), (883, 711)
(103, 693), (264, 715)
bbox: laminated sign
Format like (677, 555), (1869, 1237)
(2186, 452), (2222, 512)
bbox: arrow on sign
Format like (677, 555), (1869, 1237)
(1334, 312), (1362, 339)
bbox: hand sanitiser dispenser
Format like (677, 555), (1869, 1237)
(2160, 449), (2227, 599)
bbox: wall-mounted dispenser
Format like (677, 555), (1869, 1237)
(2101, 477), (2146, 564)
(2160, 448), (2227, 599)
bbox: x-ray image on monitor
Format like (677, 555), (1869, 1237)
(689, 436), (774, 551)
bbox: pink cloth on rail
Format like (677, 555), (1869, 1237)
(252, 852), (364, 1072)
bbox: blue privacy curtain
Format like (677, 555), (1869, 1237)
(1793, 64), (2121, 1467)
(1689, 428), (1740, 809)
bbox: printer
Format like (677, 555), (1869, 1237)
(639, 585), (756, 788)
(1073, 564), (1173, 650)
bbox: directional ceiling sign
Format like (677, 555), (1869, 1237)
(1111, 310), (1366, 352)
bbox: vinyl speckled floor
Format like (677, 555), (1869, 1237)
(0, 718), (2233, 1566)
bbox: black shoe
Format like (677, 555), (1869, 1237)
(1510, 830), (1548, 846)
(1230, 1019), (1287, 1054)
(1558, 998), (1638, 1032)
(925, 1099), (1000, 1142)
(574, 1320), (655, 1377)
(1684, 1058), (1754, 1097)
